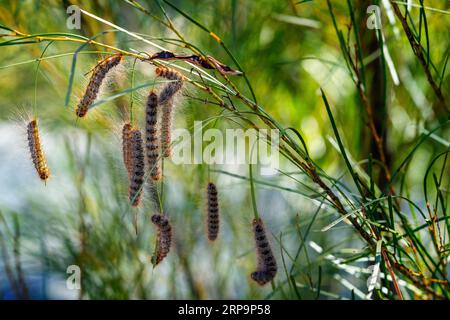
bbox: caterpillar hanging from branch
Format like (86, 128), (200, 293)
(250, 218), (277, 285)
(76, 53), (123, 117)
(128, 128), (145, 207)
(151, 214), (172, 265)
(155, 67), (184, 158)
(27, 119), (50, 181)
(206, 182), (220, 241)
(122, 122), (133, 179)
(145, 91), (161, 181)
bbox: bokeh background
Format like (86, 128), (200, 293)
(0, 0), (448, 299)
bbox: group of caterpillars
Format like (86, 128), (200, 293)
(26, 52), (277, 285)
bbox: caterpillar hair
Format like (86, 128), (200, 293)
(151, 214), (172, 265)
(206, 182), (220, 241)
(122, 123), (133, 179)
(27, 119), (50, 181)
(250, 218), (277, 285)
(155, 67), (184, 158)
(129, 128), (145, 207)
(145, 91), (161, 181)
(76, 53), (123, 117)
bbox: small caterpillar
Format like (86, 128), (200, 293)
(145, 91), (161, 181)
(160, 99), (174, 158)
(122, 123), (133, 179)
(206, 182), (219, 241)
(76, 53), (123, 117)
(250, 218), (277, 285)
(151, 214), (172, 265)
(155, 67), (184, 105)
(27, 119), (50, 181)
(129, 128), (145, 207)
(155, 67), (184, 157)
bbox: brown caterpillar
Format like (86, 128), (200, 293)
(27, 119), (50, 181)
(155, 67), (184, 157)
(155, 67), (184, 105)
(151, 214), (172, 265)
(206, 182), (219, 241)
(76, 53), (123, 117)
(145, 91), (161, 181)
(160, 99), (174, 158)
(250, 218), (277, 285)
(129, 128), (145, 207)
(122, 123), (133, 179)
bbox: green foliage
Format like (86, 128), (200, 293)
(0, 0), (448, 300)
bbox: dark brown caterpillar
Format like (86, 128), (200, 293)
(122, 123), (133, 179)
(151, 214), (172, 265)
(145, 91), (161, 181)
(155, 67), (184, 105)
(155, 67), (184, 157)
(206, 182), (219, 241)
(76, 53), (122, 117)
(250, 218), (277, 285)
(27, 119), (50, 181)
(129, 128), (145, 207)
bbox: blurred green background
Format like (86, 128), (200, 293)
(0, 0), (448, 299)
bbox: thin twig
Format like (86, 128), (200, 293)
(390, 1), (448, 118)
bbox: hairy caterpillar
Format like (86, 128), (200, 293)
(250, 218), (277, 285)
(206, 182), (219, 241)
(155, 67), (184, 157)
(76, 53), (123, 117)
(151, 214), (172, 265)
(155, 67), (184, 105)
(145, 91), (161, 181)
(122, 123), (133, 179)
(27, 119), (50, 181)
(129, 128), (145, 207)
